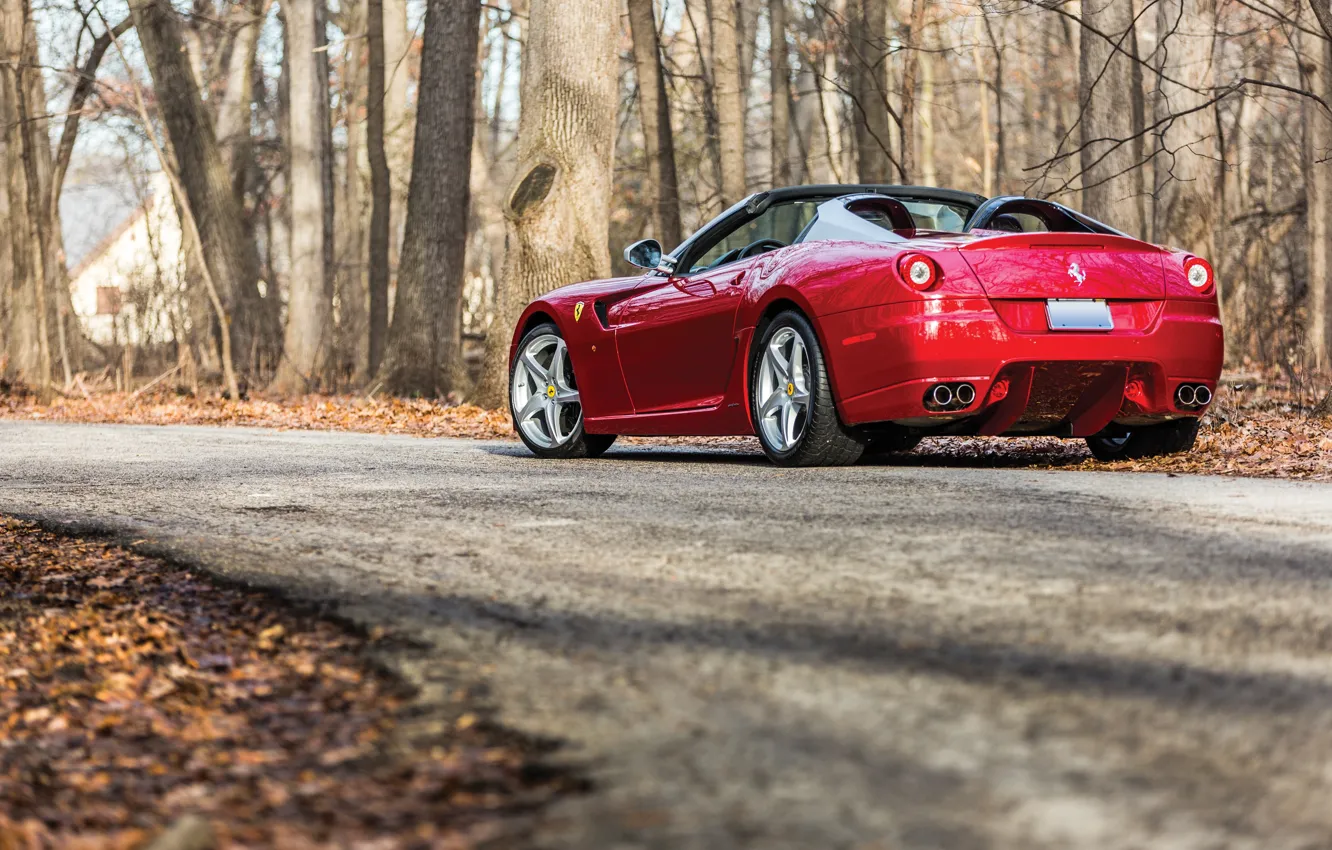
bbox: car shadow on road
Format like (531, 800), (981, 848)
(482, 438), (1094, 472)
(478, 442), (772, 467)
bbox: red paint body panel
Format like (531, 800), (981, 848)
(510, 230), (1224, 440)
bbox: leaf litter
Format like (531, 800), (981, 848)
(0, 519), (580, 849)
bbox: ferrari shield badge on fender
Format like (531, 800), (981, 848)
(574, 302), (584, 322)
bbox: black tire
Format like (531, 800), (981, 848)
(1085, 418), (1199, 461)
(749, 311), (864, 467)
(510, 322), (616, 459)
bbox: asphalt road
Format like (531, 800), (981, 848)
(4, 422), (1332, 849)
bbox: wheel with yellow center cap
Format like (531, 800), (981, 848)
(510, 322), (616, 459)
(750, 310), (864, 467)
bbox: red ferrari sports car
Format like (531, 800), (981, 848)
(508, 184), (1223, 467)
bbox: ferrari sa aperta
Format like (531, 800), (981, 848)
(508, 184), (1223, 467)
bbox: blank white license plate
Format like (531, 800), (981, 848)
(1046, 299), (1113, 331)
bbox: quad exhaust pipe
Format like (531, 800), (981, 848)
(1175, 383), (1213, 410)
(925, 382), (977, 412)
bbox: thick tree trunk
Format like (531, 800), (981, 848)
(366, 0), (391, 376)
(271, 0), (331, 392)
(1078, 0), (1147, 237)
(12, 3), (49, 399)
(473, 0), (618, 407)
(375, 0), (481, 396)
(627, 0), (682, 248)
(712, 0), (747, 205)
(1149, 0), (1218, 263)
(215, 0), (266, 201)
(1308, 38), (1332, 371)
(769, 0), (792, 186)
(853, 0), (892, 182)
(128, 0), (271, 374)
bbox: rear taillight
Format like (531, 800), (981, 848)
(898, 253), (940, 291)
(1184, 257), (1214, 294)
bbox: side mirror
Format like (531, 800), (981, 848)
(624, 238), (663, 270)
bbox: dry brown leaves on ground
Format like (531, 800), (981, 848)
(0, 392), (513, 441)
(1, 380), (1329, 480)
(0, 519), (576, 849)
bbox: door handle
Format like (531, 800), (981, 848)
(728, 271), (746, 286)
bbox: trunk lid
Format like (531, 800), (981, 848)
(958, 232), (1166, 300)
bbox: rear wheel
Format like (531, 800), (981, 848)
(510, 323), (616, 459)
(1085, 418), (1199, 461)
(750, 311), (863, 467)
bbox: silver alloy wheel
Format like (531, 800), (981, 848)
(755, 326), (812, 452)
(511, 333), (581, 449)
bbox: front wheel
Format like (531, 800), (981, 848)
(510, 323), (616, 459)
(1085, 418), (1199, 461)
(750, 311), (863, 467)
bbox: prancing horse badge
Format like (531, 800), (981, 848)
(574, 302), (584, 322)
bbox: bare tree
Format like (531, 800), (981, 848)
(770, 0), (793, 185)
(215, 0), (268, 199)
(852, 0), (893, 181)
(366, 0), (391, 376)
(271, 0), (332, 392)
(628, 0), (683, 248)
(8, 0), (50, 399)
(376, 0), (481, 395)
(1309, 0), (1332, 369)
(1078, 0), (1147, 237)
(474, 0), (619, 406)
(127, 0), (272, 374)
(712, 0), (748, 204)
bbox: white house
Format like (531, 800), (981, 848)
(63, 171), (184, 348)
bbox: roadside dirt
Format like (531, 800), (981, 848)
(0, 518), (580, 849)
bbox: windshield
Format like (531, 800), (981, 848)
(894, 199), (971, 232)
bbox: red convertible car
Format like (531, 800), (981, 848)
(508, 184), (1223, 467)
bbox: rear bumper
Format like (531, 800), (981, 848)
(820, 297), (1224, 436)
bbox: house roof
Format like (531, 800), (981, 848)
(61, 178), (154, 275)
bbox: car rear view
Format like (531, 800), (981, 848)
(820, 204), (1223, 459)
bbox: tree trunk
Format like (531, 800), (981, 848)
(473, 0), (619, 407)
(972, 19), (993, 196)
(271, 0), (331, 392)
(1308, 38), (1332, 371)
(1078, 0), (1147, 237)
(918, 37), (936, 186)
(898, 0), (926, 182)
(769, 0), (792, 186)
(627, 0), (682, 248)
(366, 0), (391, 376)
(375, 0), (481, 396)
(852, 0), (893, 182)
(12, 0), (49, 399)
(128, 0), (271, 374)
(981, 12), (1005, 190)
(1149, 0), (1218, 262)
(338, 0), (370, 383)
(712, 0), (747, 205)
(383, 0), (411, 274)
(215, 0), (266, 200)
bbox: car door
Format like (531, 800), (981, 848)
(609, 260), (754, 413)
